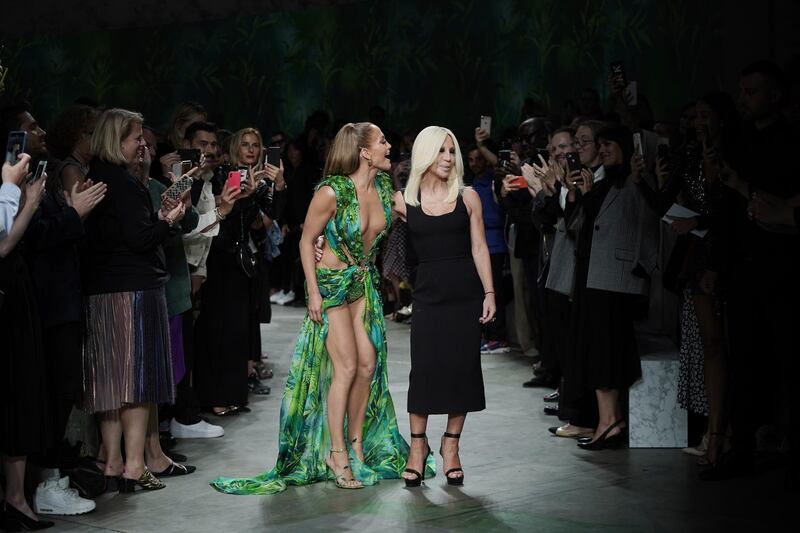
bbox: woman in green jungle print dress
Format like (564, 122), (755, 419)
(211, 122), (434, 494)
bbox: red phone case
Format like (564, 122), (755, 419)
(226, 171), (241, 191)
(511, 176), (527, 188)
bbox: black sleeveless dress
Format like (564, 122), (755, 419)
(406, 193), (486, 414)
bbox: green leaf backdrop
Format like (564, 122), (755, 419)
(2, 0), (725, 140)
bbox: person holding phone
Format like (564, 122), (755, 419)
(194, 126), (283, 417)
(633, 92), (741, 468)
(564, 124), (658, 451)
(211, 122), (414, 494)
(0, 153), (57, 529)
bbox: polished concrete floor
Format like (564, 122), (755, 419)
(50, 305), (789, 532)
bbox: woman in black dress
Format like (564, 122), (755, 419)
(562, 125), (654, 450)
(392, 126), (496, 486)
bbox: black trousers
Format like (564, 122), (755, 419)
(37, 322), (83, 468)
(726, 262), (798, 466)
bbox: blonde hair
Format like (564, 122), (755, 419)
(403, 126), (463, 207)
(90, 108), (143, 165)
(323, 122), (376, 178)
(166, 101), (207, 149)
(229, 127), (264, 169)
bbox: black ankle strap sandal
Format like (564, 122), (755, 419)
(440, 432), (464, 486)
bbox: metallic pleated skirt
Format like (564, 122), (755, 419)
(82, 287), (175, 413)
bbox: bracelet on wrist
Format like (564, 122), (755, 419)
(484, 291), (495, 295)
(215, 207), (226, 221)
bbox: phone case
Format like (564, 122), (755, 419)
(226, 171), (242, 191)
(480, 116), (492, 137)
(5, 131), (27, 164)
(164, 175), (193, 200)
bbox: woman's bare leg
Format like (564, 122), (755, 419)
(346, 297), (376, 462)
(403, 413), (430, 481)
(119, 404), (149, 480)
(441, 414), (466, 481)
(324, 304), (361, 487)
(98, 410), (124, 476)
(694, 293), (727, 463)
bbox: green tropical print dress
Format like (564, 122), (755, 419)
(210, 172), (435, 495)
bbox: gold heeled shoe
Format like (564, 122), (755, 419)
(326, 448), (363, 489)
(118, 467), (166, 493)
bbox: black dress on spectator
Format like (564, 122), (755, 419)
(23, 185), (86, 465)
(194, 184), (281, 408)
(564, 175), (641, 398)
(0, 248), (52, 456)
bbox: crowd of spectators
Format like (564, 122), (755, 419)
(0, 57), (798, 528)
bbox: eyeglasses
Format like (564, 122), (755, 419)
(574, 137), (594, 147)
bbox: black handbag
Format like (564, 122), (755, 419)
(236, 214), (258, 278)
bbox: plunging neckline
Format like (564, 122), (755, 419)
(346, 175), (387, 258)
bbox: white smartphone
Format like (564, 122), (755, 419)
(624, 80), (638, 106)
(632, 132), (643, 157)
(480, 116), (492, 137)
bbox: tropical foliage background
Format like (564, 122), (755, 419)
(1, 0), (726, 139)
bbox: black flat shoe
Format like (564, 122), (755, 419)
(548, 426), (558, 435)
(212, 407), (239, 417)
(2, 501), (54, 530)
(543, 391), (560, 403)
(404, 433), (432, 488)
(523, 376), (556, 388)
(577, 420), (626, 451)
(150, 461), (196, 477)
(543, 405), (559, 416)
(439, 432), (464, 486)
(165, 450), (187, 463)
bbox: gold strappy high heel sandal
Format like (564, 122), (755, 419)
(326, 448), (363, 489)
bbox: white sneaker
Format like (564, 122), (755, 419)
(270, 290), (285, 304)
(170, 418), (224, 438)
(35, 476), (96, 516)
(277, 290), (296, 305)
(396, 304), (412, 316)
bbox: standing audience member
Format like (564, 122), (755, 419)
(0, 154), (56, 530)
(81, 108), (186, 491)
(26, 105), (107, 516)
(566, 125), (657, 450)
(706, 62), (799, 484)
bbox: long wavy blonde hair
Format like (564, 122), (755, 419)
(403, 126), (463, 207)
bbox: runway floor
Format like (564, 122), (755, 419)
(52, 305), (788, 532)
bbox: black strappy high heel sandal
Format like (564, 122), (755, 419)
(439, 432), (464, 486)
(404, 432), (432, 488)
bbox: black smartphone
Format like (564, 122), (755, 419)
(498, 149), (512, 166)
(177, 149), (201, 167)
(536, 148), (551, 163)
(28, 160), (47, 184)
(5, 131), (27, 164)
(266, 146), (282, 168)
(610, 61), (626, 85)
(565, 152), (582, 173)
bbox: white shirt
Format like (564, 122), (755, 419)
(0, 182), (21, 241)
(559, 165), (605, 210)
(183, 172), (219, 278)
